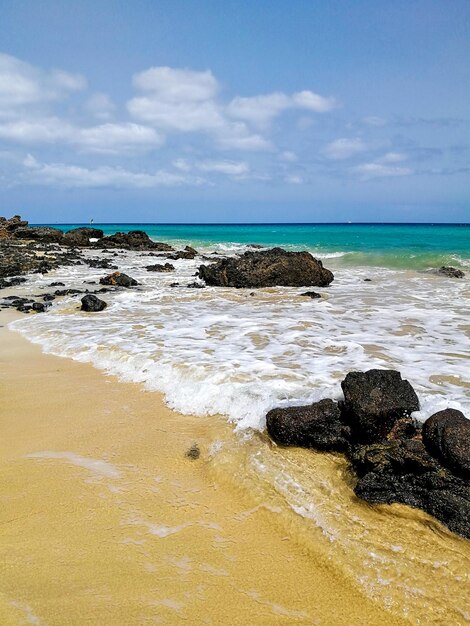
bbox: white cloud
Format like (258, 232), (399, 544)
(378, 151), (408, 163)
(0, 117), (74, 142)
(128, 66), (335, 151)
(23, 154), (206, 189)
(196, 159), (249, 176)
(0, 118), (162, 154)
(353, 162), (413, 179)
(0, 53), (85, 116)
(85, 93), (116, 120)
(77, 123), (163, 154)
(291, 90), (337, 112)
(133, 67), (218, 101)
(226, 93), (291, 127)
(323, 138), (368, 160)
(227, 90), (337, 128)
(128, 97), (224, 132)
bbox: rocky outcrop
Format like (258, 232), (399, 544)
(14, 226), (64, 243)
(168, 246), (198, 260)
(99, 272), (138, 287)
(1, 240), (80, 280)
(198, 247), (334, 288)
(145, 263), (175, 272)
(436, 266), (465, 279)
(63, 227), (104, 247)
(422, 409), (470, 478)
(81, 294), (107, 312)
(96, 231), (174, 251)
(341, 370), (420, 443)
(265, 369), (470, 539)
(266, 399), (350, 451)
(0, 215), (28, 239)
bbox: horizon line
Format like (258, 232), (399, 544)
(33, 221), (470, 226)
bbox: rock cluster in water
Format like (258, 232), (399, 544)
(266, 369), (470, 539)
(198, 247), (334, 288)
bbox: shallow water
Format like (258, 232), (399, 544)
(42, 222), (470, 271)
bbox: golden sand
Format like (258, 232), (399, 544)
(0, 314), (416, 626)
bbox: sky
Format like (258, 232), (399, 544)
(0, 0), (469, 223)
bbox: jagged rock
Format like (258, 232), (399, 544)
(96, 230), (174, 251)
(198, 248), (334, 288)
(187, 282), (205, 289)
(14, 226), (64, 243)
(0, 215), (29, 238)
(145, 263), (175, 272)
(341, 370), (420, 443)
(81, 294), (107, 312)
(63, 227), (104, 247)
(266, 399), (350, 451)
(300, 291), (322, 299)
(422, 409), (470, 478)
(99, 271), (138, 287)
(436, 266), (465, 279)
(168, 246), (198, 260)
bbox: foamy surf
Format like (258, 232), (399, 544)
(9, 248), (469, 430)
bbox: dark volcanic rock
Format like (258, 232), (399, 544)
(63, 227), (104, 247)
(32, 302), (46, 313)
(54, 289), (83, 296)
(96, 230), (174, 251)
(145, 263), (175, 272)
(352, 438), (470, 539)
(266, 399), (349, 452)
(85, 257), (118, 270)
(350, 438), (439, 478)
(168, 246), (198, 260)
(1, 240), (80, 279)
(187, 281), (205, 289)
(14, 226), (64, 243)
(300, 291), (322, 299)
(81, 294), (107, 312)
(422, 409), (470, 478)
(99, 271), (138, 287)
(341, 369), (420, 443)
(198, 247), (334, 288)
(436, 266), (465, 279)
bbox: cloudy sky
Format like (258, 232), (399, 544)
(0, 0), (469, 222)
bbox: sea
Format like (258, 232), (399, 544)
(8, 222), (470, 623)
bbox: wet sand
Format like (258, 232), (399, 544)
(0, 314), (414, 626)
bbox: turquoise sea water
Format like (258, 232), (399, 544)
(43, 223), (470, 270)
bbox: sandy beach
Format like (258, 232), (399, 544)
(1, 313), (418, 626)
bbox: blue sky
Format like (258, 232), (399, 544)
(0, 0), (469, 223)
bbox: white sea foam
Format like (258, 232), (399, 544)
(26, 451), (121, 479)
(9, 248), (470, 430)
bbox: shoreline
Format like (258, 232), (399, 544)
(0, 316), (413, 625)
